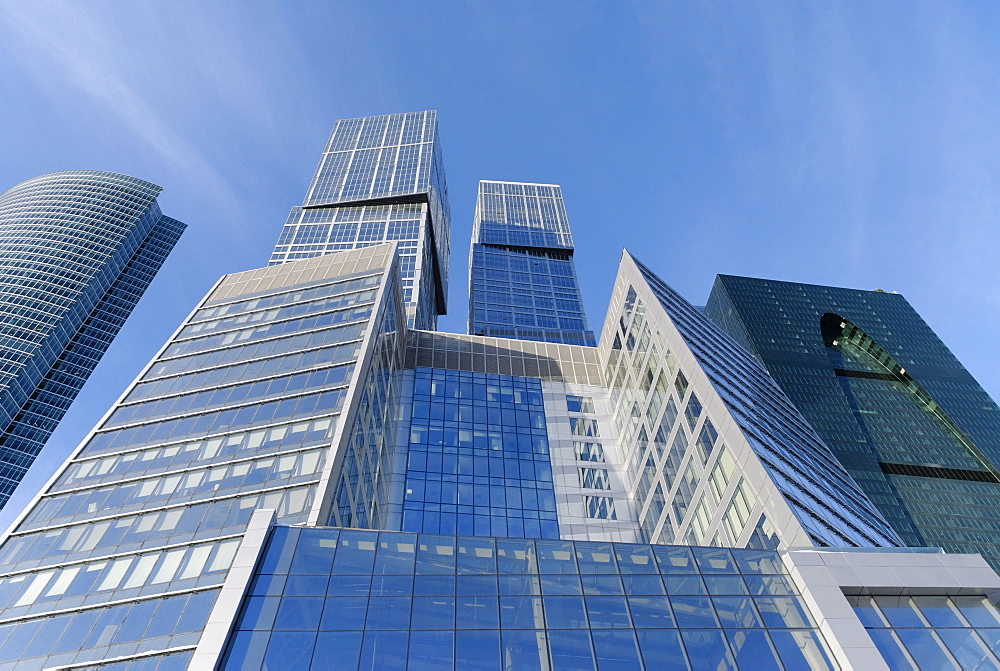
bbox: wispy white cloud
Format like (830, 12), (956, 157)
(0, 1), (248, 230)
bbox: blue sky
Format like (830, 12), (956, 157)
(1, 1), (999, 527)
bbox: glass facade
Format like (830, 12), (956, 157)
(0, 171), (185, 509)
(602, 254), (903, 551)
(468, 181), (595, 346)
(269, 111), (450, 331)
(705, 275), (1000, 567)
(0, 248), (397, 669)
(221, 526), (839, 671)
(401, 367), (559, 539)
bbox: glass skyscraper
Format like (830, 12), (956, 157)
(705, 275), (1000, 568)
(0, 171), (185, 509)
(268, 111), (449, 332)
(0, 117), (998, 670)
(467, 180), (596, 346)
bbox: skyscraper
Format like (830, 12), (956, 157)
(268, 111), (449, 332)
(705, 275), (1000, 568)
(467, 180), (596, 346)
(0, 170), (185, 509)
(0, 117), (998, 670)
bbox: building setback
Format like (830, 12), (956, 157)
(0, 171), (185, 509)
(268, 111), (449, 332)
(467, 180), (596, 346)
(0, 115), (997, 669)
(705, 275), (1000, 569)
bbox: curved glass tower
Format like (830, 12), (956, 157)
(0, 170), (185, 508)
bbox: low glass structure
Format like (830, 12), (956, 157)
(221, 527), (838, 670)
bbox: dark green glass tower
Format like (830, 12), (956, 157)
(705, 275), (1000, 567)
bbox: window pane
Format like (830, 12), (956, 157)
(312, 631), (362, 668)
(502, 630), (549, 670)
(262, 631), (316, 670)
(320, 597), (367, 630)
(671, 596), (719, 628)
(411, 596), (455, 630)
(408, 630), (454, 671)
(591, 630), (641, 669)
(454, 629), (500, 670)
(548, 629), (595, 670)
(727, 629), (781, 668)
(636, 629), (687, 669)
(895, 629), (957, 670)
(937, 628), (1000, 669)
(585, 595), (631, 629)
(681, 629), (736, 671)
(770, 630), (837, 671)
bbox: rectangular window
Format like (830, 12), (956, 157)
(569, 418), (600, 437)
(574, 442), (605, 462)
(566, 395), (595, 413)
(585, 496), (617, 520)
(578, 468), (611, 490)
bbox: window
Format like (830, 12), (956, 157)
(566, 395), (595, 413)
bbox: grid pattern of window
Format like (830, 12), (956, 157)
(468, 181), (596, 347)
(0, 171), (185, 508)
(849, 594), (1000, 669)
(402, 368), (559, 538)
(626, 256), (904, 549)
(0, 253), (389, 668)
(220, 527), (839, 670)
(268, 112), (449, 331)
(706, 274), (1000, 569)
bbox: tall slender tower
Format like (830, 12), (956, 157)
(268, 111), (449, 331)
(705, 275), (1000, 568)
(0, 171), (185, 508)
(467, 180), (596, 346)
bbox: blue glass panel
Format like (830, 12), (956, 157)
(937, 628), (999, 669)
(320, 597), (367, 630)
(457, 537), (497, 574)
(693, 547), (737, 573)
(575, 542), (619, 574)
(664, 575), (707, 595)
(544, 596), (589, 629)
(370, 574), (413, 596)
(705, 575), (748, 596)
(365, 596), (412, 629)
(408, 630), (455, 670)
(416, 535), (457, 574)
(500, 596), (546, 629)
(614, 544), (657, 574)
(769, 630), (836, 671)
(312, 631), (362, 668)
(726, 630), (781, 668)
(332, 530), (378, 574)
(743, 574), (795, 597)
(732, 549), (785, 574)
(284, 575), (329, 597)
(954, 597), (1000, 627)
(541, 574), (583, 595)
(456, 596), (499, 629)
(636, 629), (688, 669)
(258, 527), (298, 574)
(712, 596), (761, 628)
(536, 540), (578, 574)
(502, 630), (549, 670)
(457, 574), (498, 596)
(548, 629), (596, 670)
(591, 630), (641, 669)
(262, 631), (316, 669)
(373, 532), (417, 575)
(865, 628), (917, 670)
(681, 629), (736, 671)
(411, 596), (456, 629)
(499, 575), (541, 596)
(622, 575), (666, 596)
(754, 596), (814, 628)
(454, 629), (501, 671)
(236, 596), (280, 631)
(273, 596), (324, 631)
(895, 629), (959, 670)
(221, 630), (270, 670)
(359, 630), (408, 670)
(585, 596), (632, 629)
(654, 546), (697, 573)
(671, 596), (719, 628)
(327, 576), (371, 596)
(581, 575), (624, 596)
(627, 596), (675, 628)
(414, 574), (456, 596)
